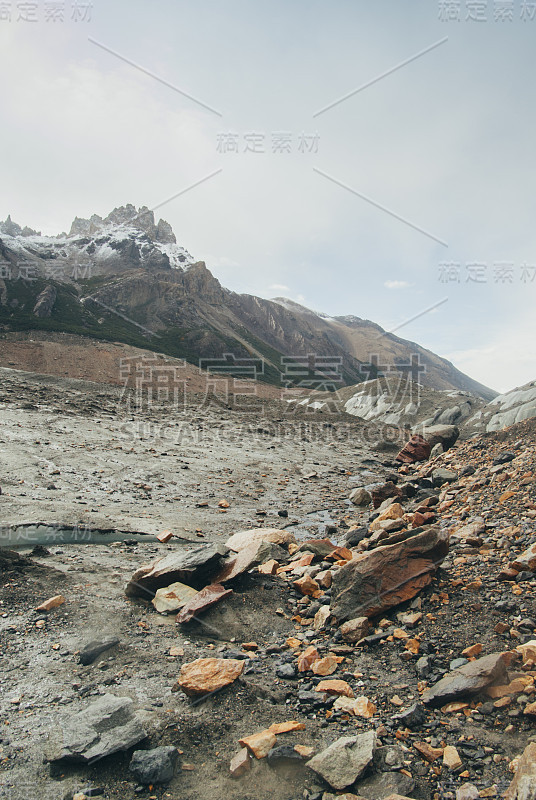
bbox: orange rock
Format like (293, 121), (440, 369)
(218, 500), (230, 508)
(311, 655), (338, 676)
(414, 741), (444, 762)
(462, 643), (483, 658)
(316, 679), (354, 697)
(268, 721), (306, 734)
(440, 702), (469, 713)
(258, 559), (279, 575)
(405, 638), (420, 655)
(293, 574), (321, 597)
(242, 642), (258, 651)
(239, 730), (277, 759)
(157, 530), (173, 543)
(294, 745), (314, 758)
(297, 645), (320, 672)
(35, 595), (65, 612)
(499, 491), (516, 503)
(333, 695), (376, 718)
(178, 658), (244, 697)
(286, 637), (301, 649)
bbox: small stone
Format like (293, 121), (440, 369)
(307, 730), (376, 791)
(349, 487), (372, 506)
(229, 748), (251, 778)
(129, 746), (179, 784)
(178, 658), (244, 697)
(35, 595), (65, 612)
(297, 645), (320, 672)
(316, 679), (354, 698)
(293, 574), (321, 597)
(339, 617), (370, 643)
(239, 730), (277, 759)
(443, 745), (462, 770)
(312, 655), (338, 676)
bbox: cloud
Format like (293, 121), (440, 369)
(384, 280), (411, 290)
(269, 284), (290, 292)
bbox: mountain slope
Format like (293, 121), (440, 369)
(0, 206), (495, 397)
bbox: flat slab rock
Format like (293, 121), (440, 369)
(175, 583), (233, 624)
(152, 581), (199, 614)
(330, 526), (449, 622)
(307, 730), (376, 791)
(50, 694), (147, 764)
(214, 540), (288, 583)
(125, 544), (228, 599)
(422, 652), (509, 706)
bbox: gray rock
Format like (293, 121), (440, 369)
(373, 744), (405, 771)
(125, 544), (228, 599)
(50, 694), (147, 764)
(129, 746), (179, 784)
(422, 652), (509, 706)
(432, 468), (458, 486)
(349, 487), (372, 506)
(456, 783), (480, 800)
(392, 702), (427, 729)
(356, 770), (415, 798)
(419, 424), (460, 450)
(307, 730), (376, 791)
(79, 636), (120, 666)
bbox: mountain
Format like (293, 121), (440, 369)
(0, 206), (496, 397)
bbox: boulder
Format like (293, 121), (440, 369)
(396, 434), (431, 464)
(125, 544), (228, 599)
(330, 526), (449, 622)
(50, 694), (147, 764)
(129, 746), (179, 784)
(178, 658), (244, 697)
(419, 424), (459, 450)
(225, 528), (296, 553)
(504, 742), (536, 799)
(422, 652), (509, 706)
(307, 731), (376, 791)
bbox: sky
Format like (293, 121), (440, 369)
(1, 0), (535, 394)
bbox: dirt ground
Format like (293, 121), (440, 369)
(1, 366), (535, 800)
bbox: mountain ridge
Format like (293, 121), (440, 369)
(0, 207), (496, 399)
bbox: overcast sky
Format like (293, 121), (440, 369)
(1, 0), (535, 394)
